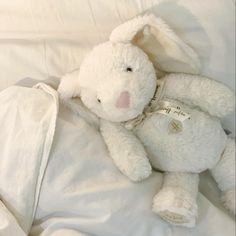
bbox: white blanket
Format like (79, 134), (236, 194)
(0, 83), (58, 235)
(30, 87), (236, 236)
(1, 82), (234, 236)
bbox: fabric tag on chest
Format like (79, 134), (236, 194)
(157, 101), (191, 122)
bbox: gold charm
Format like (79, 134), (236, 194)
(168, 119), (183, 134)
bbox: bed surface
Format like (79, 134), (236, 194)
(0, 1), (235, 235)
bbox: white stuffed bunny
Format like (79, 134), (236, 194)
(58, 15), (235, 227)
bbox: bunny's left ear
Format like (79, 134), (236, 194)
(57, 69), (80, 99)
(110, 14), (200, 74)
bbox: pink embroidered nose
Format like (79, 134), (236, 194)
(116, 91), (130, 108)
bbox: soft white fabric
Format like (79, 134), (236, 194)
(0, 84), (58, 234)
(0, 201), (26, 236)
(0, 81), (234, 235)
(0, 0), (235, 132)
(30, 95), (235, 236)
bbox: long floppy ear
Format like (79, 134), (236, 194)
(110, 14), (200, 74)
(57, 69), (80, 99)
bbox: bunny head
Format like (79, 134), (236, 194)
(58, 14), (200, 122)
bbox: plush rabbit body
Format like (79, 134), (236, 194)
(134, 74), (230, 173)
(58, 15), (235, 227)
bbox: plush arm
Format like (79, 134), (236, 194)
(163, 73), (235, 117)
(0, 201), (26, 236)
(100, 119), (152, 181)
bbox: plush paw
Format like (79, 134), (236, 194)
(221, 188), (235, 216)
(153, 187), (198, 228)
(124, 156), (152, 182)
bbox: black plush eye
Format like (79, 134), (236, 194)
(97, 98), (101, 103)
(126, 67), (133, 72)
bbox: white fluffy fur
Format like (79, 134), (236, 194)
(164, 73), (235, 117)
(221, 189), (235, 216)
(211, 138), (236, 215)
(100, 120), (152, 181)
(153, 173), (199, 227)
(58, 70), (80, 99)
(58, 14), (235, 227)
(110, 14), (200, 73)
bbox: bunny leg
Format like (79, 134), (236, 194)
(210, 137), (235, 215)
(153, 172), (199, 228)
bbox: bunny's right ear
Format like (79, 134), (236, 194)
(110, 14), (200, 74)
(57, 70), (80, 99)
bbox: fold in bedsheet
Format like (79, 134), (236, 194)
(0, 83), (58, 234)
(0, 201), (26, 236)
(0, 81), (234, 236)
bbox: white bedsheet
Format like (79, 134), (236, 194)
(1, 82), (234, 236)
(30, 93), (235, 236)
(0, 83), (58, 235)
(0, 79), (234, 236)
